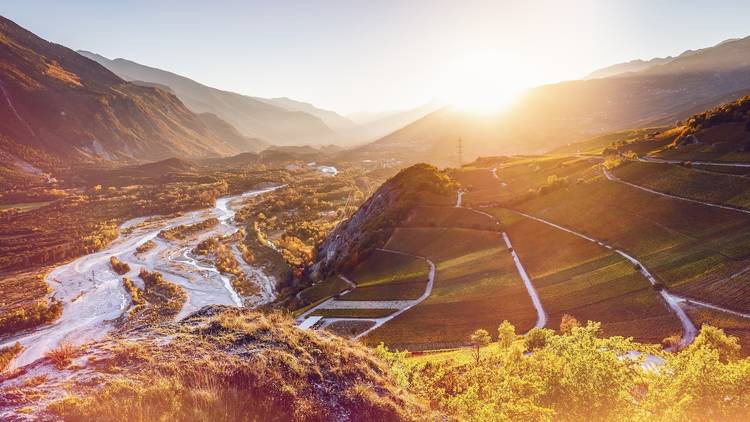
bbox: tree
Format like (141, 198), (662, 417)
(497, 320), (516, 348)
(559, 314), (580, 334)
(685, 325), (740, 363)
(469, 329), (491, 363)
(524, 327), (553, 351)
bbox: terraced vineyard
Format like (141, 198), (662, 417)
(364, 226), (537, 350)
(489, 208), (681, 343)
(613, 161), (750, 210)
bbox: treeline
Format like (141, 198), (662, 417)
(159, 218), (219, 241)
(377, 319), (750, 421)
(0, 299), (63, 338)
(685, 95), (750, 132)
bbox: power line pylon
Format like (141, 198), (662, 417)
(457, 137), (463, 168)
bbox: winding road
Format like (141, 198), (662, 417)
(509, 209), (698, 347)
(466, 206), (548, 330)
(602, 166), (750, 215)
(297, 248), (436, 339)
(1, 186), (281, 369)
(638, 155), (750, 168)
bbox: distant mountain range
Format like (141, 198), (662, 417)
(0, 15), (264, 172)
(585, 57), (676, 80)
(77, 51), (442, 147)
(77, 51), (340, 146)
(585, 38), (740, 79)
(361, 35), (750, 165)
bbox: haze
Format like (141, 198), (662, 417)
(4, 0), (750, 113)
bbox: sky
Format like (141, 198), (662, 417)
(3, 0), (750, 114)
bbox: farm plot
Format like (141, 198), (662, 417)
(363, 227), (537, 350)
(454, 157), (598, 206)
(491, 208), (680, 343)
(341, 249), (429, 301)
(614, 161), (750, 210)
(517, 178), (750, 313)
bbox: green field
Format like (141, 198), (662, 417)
(310, 308), (397, 318)
(455, 156), (599, 206)
(401, 205), (499, 231)
(489, 208), (680, 343)
(364, 227), (537, 350)
(297, 275), (350, 305)
(516, 177), (750, 313)
(337, 249), (429, 301)
(614, 161), (750, 209)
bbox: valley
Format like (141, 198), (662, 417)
(2, 8), (750, 421)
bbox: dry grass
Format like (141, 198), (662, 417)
(0, 341), (23, 372)
(45, 343), (77, 370)
(45, 306), (427, 421)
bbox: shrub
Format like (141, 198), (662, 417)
(109, 256), (130, 275)
(559, 314), (580, 334)
(497, 320), (516, 348)
(524, 327), (554, 351)
(46, 343), (77, 370)
(0, 342), (23, 372)
(0, 299), (63, 337)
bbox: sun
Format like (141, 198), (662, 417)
(437, 50), (526, 113)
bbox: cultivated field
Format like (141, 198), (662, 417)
(516, 177), (750, 313)
(489, 208), (681, 343)
(342, 249), (429, 301)
(614, 161), (750, 209)
(364, 226), (537, 350)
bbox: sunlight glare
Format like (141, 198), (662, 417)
(437, 50), (527, 113)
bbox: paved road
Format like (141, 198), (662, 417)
(603, 166), (750, 215)
(510, 209), (698, 347)
(297, 248), (436, 339)
(465, 207), (548, 330)
(638, 156), (750, 168)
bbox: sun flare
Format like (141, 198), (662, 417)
(438, 50), (527, 113)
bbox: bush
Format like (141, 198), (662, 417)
(109, 256), (130, 275)
(46, 343), (77, 370)
(524, 327), (554, 351)
(0, 342), (23, 372)
(0, 299), (63, 337)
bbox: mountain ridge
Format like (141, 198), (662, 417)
(77, 50), (340, 146)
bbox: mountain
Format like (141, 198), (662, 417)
(311, 163), (455, 278)
(351, 108), (515, 166)
(585, 57), (675, 79)
(585, 38), (742, 79)
(348, 101), (443, 142)
(0, 16), (254, 168)
(78, 51), (342, 146)
(359, 36), (750, 165)
(257, 96), (357, 134)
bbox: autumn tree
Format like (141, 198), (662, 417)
(497, 320), (516, 348)
(470, 329), (491, 363)
(559, 313), (580, 334)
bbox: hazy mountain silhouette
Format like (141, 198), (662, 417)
(78, 51), (340, 146)
(362, 35), (750, 164)
(0, 15), (261, 167)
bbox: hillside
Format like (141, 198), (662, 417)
(358, 36), (750, 165)
(585, 56), (675, 79)
(78, 51), (342, 145)
(0, 306), (425, 420)
(0, 16), (248, 168)
(311, 164), (455, 279)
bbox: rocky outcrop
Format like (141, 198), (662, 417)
(312, 164), (455, 279)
